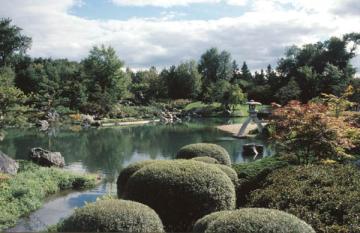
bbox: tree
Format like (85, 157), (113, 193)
(166, 60), (201, 99)
(82, 45), (130, 114)
(321, 85), (354, 118)
(0, 18), (31, 66)
(275, 78), (301, 105)
(228, 85), (246, 111)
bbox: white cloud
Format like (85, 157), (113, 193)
(0, 0), (359, 72)
(111, 0), (248, 7)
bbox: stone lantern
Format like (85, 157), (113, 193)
(237, 100), (264, 137)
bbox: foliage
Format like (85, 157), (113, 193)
(247, 164), (360, 233)
(116, 160), (156, 197)
(0, 161), (96, 230)
(270, 101), (355, 164)
(216, 164), (238, 185)
(321, 85), (354, 117)
(275, 78), (301, 105)
(232, 156), (289, 206)
(191, 156), (219, 164)
(82, 45), (130, 115)
(57, 199), (164, 232)
(0, 18), (31, 66)
(176, 143), (231, 165)
(124, 160), (236, 232)
(194, 208), (315, 233)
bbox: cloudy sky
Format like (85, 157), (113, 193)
(1, 0), (359, 72)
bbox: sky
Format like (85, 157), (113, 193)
(0, 0), (360, 72)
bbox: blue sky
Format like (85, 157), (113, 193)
(0, 0), (359, 72)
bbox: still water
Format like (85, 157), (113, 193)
(1, 118), (272, 232)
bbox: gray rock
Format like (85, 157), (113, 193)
(0, 151), (19, 175)
(29, 147), (65, 167)
(38, 120), (49, 131)
(243, 144), (264, 158)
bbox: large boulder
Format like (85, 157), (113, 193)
(176, 143), (232, 165)
(57, 199), (164, 232)
(29, 147), (65, 167)
(124, 160), (236, 232)
(0, 151), (18, 175)
(194, 208), (315, 233)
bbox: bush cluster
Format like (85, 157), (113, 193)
(247, 164), (360, 233)
(0, 161), (96, 230)
(194, 208), (315, 233)
(123, 160), (236, 232)
(57, 199), (164, 232)
(191, 156), (219, 164)
(176, 143), (231, 165)
(231, 156), (288, 206)
(117, 160), (156, 197)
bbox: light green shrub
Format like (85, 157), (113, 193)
(191, 156), (219, 164)
(57, 199), (164, 232)
(194, 208), (315, 233)
(124, 160), (236, 232)
(176, 143), (231, 165)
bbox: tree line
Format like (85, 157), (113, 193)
(1, 18), (360, 125)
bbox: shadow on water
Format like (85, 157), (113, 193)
(2, 118), (273, 232)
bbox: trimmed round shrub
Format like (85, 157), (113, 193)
(191, 156), (220, 164)
(57, 199), (164, 232)
(194, 208), (315, 233)
(124, 160), (236, 232)
(216, 164), (238, 185)
(117, 160), (156, 197)
(176, 143), (231, 165)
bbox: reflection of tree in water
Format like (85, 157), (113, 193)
(0, 120), (272, 180)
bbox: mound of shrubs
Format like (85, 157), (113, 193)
(176, 143), (231, 165)
(232, 156), (288, 206)
(117, 160), (156, 197)
(191, 156), (219, 164)
(247, 164), (360, 233)
(123, 160), (236, 232)
(57, 199), (164, 232)
(193, 208), (315, 233)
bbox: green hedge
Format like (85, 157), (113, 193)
(176, 143), (231, 165)
(216, 164), (238, 185)
(117, 160), (156, 197)
(124, 160), (236, 232)
(247, 164), (360, 233)
(232, 156), (288, 206)
(57, 199), (164, 232)
(191, 156), (219, 164)
(194, 208), (315, 233)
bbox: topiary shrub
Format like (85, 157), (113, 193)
(176, 143), (231, 165)
(247, 164), (360, 233)
(57, 199), (164, 232)
(191, 156), (219, 164)
(216, 164), (238, 185)
(194, 208), (315, 233)
(124, 160), (236, 232)
(117, 160), (156, 197)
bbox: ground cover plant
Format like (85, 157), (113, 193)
(247, 164), (360, 233)
(0, 161), (97, 230)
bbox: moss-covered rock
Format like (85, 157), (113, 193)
(194, 208), (315, 233)
(117, 160), (156, 197)
(191, 156), (219, 164)
(57, 199), (164, 232)
(176, 143), (231, 165)
(124, 160), (236, 232)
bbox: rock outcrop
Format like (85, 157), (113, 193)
(0, 151), (19, 175)
(29, 147), (65, 167)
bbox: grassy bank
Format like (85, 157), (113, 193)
(0, 161), (97, 230)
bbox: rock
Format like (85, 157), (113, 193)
(243, 144), (264, 158)
(29, 147), (65, 167)
(91, 121), (102, 127)
(354, 159), (360, 169)
(0, 151), (19, 175)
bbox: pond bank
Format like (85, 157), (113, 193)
(0, 161), (98, 231)
(217, 123), (260, 137)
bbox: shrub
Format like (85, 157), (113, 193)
(117, 160), (156, 197)
(57, 199), (164, 232)
(176, 143), (231, 165)
(191, 156), (219, 164)
(216, 164), (238, 185)
(247, 164), (360, 233)
(232, 156), (288, 206)
(124, 160), (236, 232)
(194, 208), (315, 233)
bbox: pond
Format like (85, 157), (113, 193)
(1, 118), (273, 232)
